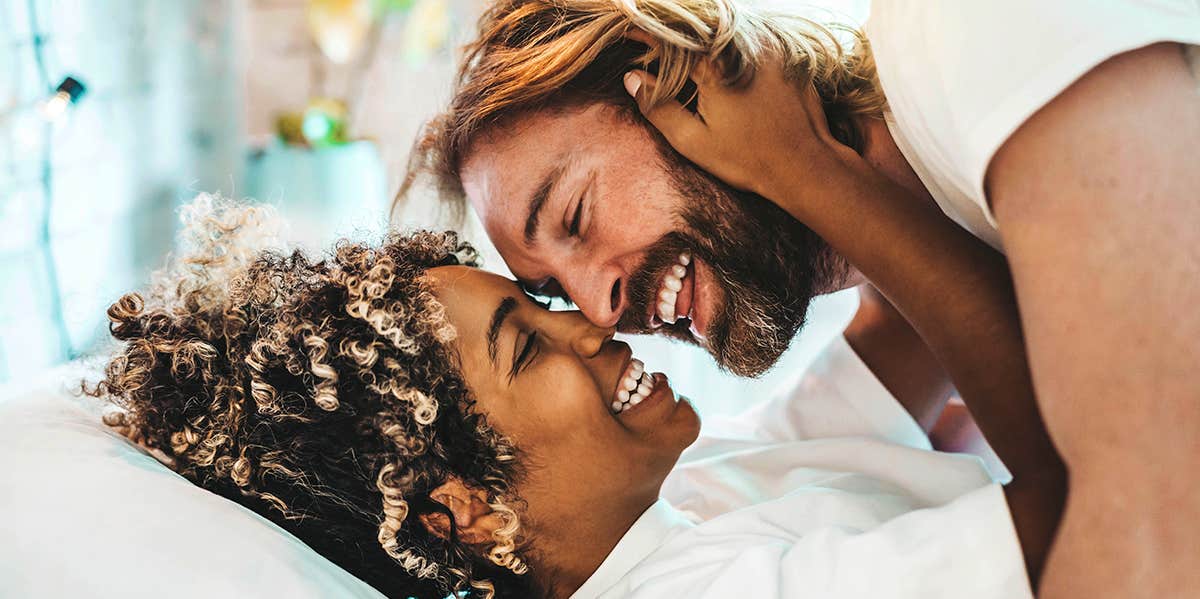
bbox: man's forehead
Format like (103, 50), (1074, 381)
(466, 104), (630, 166)
(462, 105), (633, 206)
(460, 112), (579, 232)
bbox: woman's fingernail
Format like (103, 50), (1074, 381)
(623, 71), (642, 97)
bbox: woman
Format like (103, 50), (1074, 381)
(92, 197), (1059, 598)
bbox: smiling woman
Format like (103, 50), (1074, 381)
(89, 197), (536, 598)
(87, 197), (1032, 599)
(88, 197), (700, 599)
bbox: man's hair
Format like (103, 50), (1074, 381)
(397, 0), (884, 217)
(88, 196), (535, 599)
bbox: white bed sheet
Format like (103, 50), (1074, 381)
(0, 376), (385, 599)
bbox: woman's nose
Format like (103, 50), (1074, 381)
(564, 314), (616, 358)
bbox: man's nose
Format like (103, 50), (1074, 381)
(564, 270), (625, 329)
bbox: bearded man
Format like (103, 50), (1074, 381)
(399, 1), (1200, 596)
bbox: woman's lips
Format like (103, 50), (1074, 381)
(615, 372), (673, 419)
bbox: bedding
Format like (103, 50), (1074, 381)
(0, 372), (386, 599)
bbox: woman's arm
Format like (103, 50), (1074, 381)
(625, 63), (1065, 584)
(849, 287), (1003, 466)
(780, 144), (1067, 585)
(844, 283), (953, 434)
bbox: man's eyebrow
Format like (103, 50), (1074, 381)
(487, 297), (518, 366)
(523, 163), (565, 246)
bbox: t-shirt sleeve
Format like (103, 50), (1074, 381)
(871, 0), (1200, 224)
(695, 334), (930, 450)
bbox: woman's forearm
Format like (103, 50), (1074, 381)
(767, 154), (1065, 581)
(770, 155), (1044, 463)
(843, 284), (954, 433)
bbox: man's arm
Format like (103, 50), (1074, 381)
(988, 42), (1200, 597)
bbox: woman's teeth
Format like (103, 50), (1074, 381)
(657, 252), (692, 325)
(611, 359), (653, 414)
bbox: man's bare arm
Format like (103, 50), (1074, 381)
(989, 42), (1200, 597)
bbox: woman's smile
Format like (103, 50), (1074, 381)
(603, 346), (679, 420)
(614, 372), (677, 421)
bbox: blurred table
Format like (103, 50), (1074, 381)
(244, 140), (388, 251)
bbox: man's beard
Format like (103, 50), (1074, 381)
(620, 150), (847, 377)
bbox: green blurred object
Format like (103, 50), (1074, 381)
(379, 0), (415, 11)
(274, 98), (349, 147)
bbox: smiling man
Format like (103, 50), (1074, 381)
(403, 17), (867, 378)
(401, 1), (1199, 596)
(455, 103), (848, 377)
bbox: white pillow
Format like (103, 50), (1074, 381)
(0, 370), (387, 599)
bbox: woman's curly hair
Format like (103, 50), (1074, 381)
(88, 195), (536, 599)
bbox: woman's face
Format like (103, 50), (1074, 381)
(425, 266), (701, 551)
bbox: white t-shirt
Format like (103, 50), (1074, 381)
(864, 0), (1200, 250)
(570, 336), (1029, 599)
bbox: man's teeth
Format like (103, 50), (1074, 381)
(657, 252), (692, 325)
(612, 359), (654, 414)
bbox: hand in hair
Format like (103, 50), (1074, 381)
(628, 43), (1066, 586)
(623, 55), (859, 203)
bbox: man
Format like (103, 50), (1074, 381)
(401, 0), (1200, 595)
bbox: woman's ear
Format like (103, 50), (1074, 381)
(418, 477), (504, 546)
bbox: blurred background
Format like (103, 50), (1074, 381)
(0, 0), (868, 417)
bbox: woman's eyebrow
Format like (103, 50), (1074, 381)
(487, 296), (518, 366)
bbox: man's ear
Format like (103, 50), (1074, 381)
(418, 477), (505, 546)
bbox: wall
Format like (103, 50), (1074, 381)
(0, 0), (244, 382)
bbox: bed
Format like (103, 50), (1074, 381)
(0, 368), (386, 598)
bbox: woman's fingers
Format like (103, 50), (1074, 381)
(624, 70), (707, 158)
(623, 27), (657, 48)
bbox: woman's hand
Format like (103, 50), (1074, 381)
(623, 58), (858, 204)
(628, 49), (1064, 584)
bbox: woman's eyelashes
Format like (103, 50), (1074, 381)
(509, 330), (540, 381)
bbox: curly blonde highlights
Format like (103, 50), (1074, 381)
(487, 501), (529, 575)
(89, 196), (537, 598)
(397, 0), (884, 218)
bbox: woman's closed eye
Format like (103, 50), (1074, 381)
(509, 330), (540, 381)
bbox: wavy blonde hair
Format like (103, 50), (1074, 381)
(89, 195), (536, 598)
(397, 0), (884, 217)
